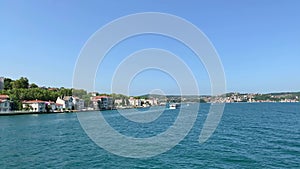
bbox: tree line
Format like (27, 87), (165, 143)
(0, 77), (135, 110)
(0, 77), (73, 110)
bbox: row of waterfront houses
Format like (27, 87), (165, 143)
(0, 94), (161, 113)
(203, 93), (299, 103)
(22, 96), (85, 112)
(0, 95), (85, 113)
(91, 96), (159, 109)
(0, 95), (123, 113)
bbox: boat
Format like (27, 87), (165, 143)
(169, 103), (180, 109)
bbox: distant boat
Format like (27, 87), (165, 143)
(169, 103), (180, 109)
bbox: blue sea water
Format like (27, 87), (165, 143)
(0, 103), (299, 168)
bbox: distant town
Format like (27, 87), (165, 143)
(0, 77), (299, 113)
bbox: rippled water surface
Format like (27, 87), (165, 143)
(0, 103), (299, 168)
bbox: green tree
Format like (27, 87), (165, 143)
(59, 87), (72, 97)
(199, 99), (206, 103)
(12, 77), (29, 89)
(4, 78), (13, 90)
(72, 89), (87, 98)
(30, 83), (39, 88)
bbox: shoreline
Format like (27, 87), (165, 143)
(0, 109), (96, 116)
(0, 102), (299, 116)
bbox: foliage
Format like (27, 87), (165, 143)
(72, 89), (87, 98)
(110, 93), (128, 99)
(0, 77), (75, 110)
(199, 99), (206, 103)
(254, 94), (279, 101)
(4, 78), (13, 90)
(30, 83), (39, 88)
(12, 77), (29, 89)
(58, 87), (73, 97)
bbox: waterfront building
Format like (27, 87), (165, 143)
(55, 103), (63, 111)
(22, 100), (46, 112)
(128, 97), (135, 106)
(56, 96), (74, 110)
(91, 96), (99, 110)
(145, 98), (158, 106)
(91, 95), (114, 110)
(136, 99), (142, 107)
(128, 97), (142, 107)
(45, 101), (55, 112)
(72, 96), (85, 110)
(114, 99), (124, 108)
(0, 95), (10, 112)
(114, 99), (123, 105)
(44, 101), (63, 112)
(56, 96), (85, 110)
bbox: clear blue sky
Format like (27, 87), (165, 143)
(0, 0), (299, 95)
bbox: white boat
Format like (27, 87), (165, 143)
(169, 103), (180, 109)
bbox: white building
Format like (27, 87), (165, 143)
(129, 97), (141, 107)
(22, 100), (46, 112)
(56, 96), (84, 110)
(91, 96), (114, 110)
(0, 95), (10, 112)
(72, 96), (85, 110)
(46, 101), (56, 112)
(56, 96), (74, 110)
(148, 98), (158, 106)
(128, 97), (135, 106)
(55, 103), (63, 111)
(45, 101), (63, 112)
(114, 99), (123, 105)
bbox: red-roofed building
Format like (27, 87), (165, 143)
(91, 95), (114, 110)
(0, 94), (10, 112)
(22, 100), (46, 112)
(55, 103), (63, 111)
(0, 95), (9, 100)
(45, 101), (64, 112)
